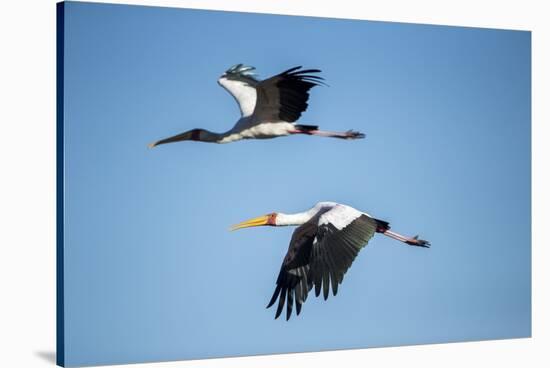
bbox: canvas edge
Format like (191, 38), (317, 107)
(56, 2), (66, 367)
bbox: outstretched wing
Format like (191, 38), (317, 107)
(267, 205), (378, 320)
(266, 220), (317, 321)
(252, 66), (325, 123)
(310, 208), (378, 301)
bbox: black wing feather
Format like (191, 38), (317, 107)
(275, 285), (286, 319)
(253, 66), (325, 123)
(309, 215), (378, 300)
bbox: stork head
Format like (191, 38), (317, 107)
(187, 129), (204, 141)
(230, 213), (278, 231)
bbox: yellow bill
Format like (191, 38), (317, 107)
(230, 215), (271, 231)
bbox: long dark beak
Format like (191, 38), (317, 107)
(148, 130), (193, 148)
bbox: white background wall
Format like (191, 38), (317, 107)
(0, 0), (548, 367)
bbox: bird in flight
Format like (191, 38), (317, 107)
(148, 64), (365, 147)
(231, 202), (430, 320)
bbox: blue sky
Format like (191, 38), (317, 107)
(61, 2), (531, 366)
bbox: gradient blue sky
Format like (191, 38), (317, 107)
(61, 2), (531, 366)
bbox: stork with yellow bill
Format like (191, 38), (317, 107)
(231, 202), (430, 320)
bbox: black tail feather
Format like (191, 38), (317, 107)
(374, 218), (391, 233)
(295, 124), (319, 131)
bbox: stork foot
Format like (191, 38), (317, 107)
(406, 235), (431, 248)
(343, 130), (366, 140)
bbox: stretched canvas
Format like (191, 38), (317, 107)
(57, 1), (531, 366)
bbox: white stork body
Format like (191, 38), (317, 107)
(231, 201), (430, 320)
(217, 120), (296, 144)
(149, 64), (365, 147)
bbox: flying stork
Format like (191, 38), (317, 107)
(231, 202), (430, 320)
(148, 64), (365, 147)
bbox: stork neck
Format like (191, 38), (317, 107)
(275, 212), (314, 226)
(275, 202), (339, 226)
(216, 130), (246, 144)
(198, 129), (245, 144)
(199, 129), (226, 143)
